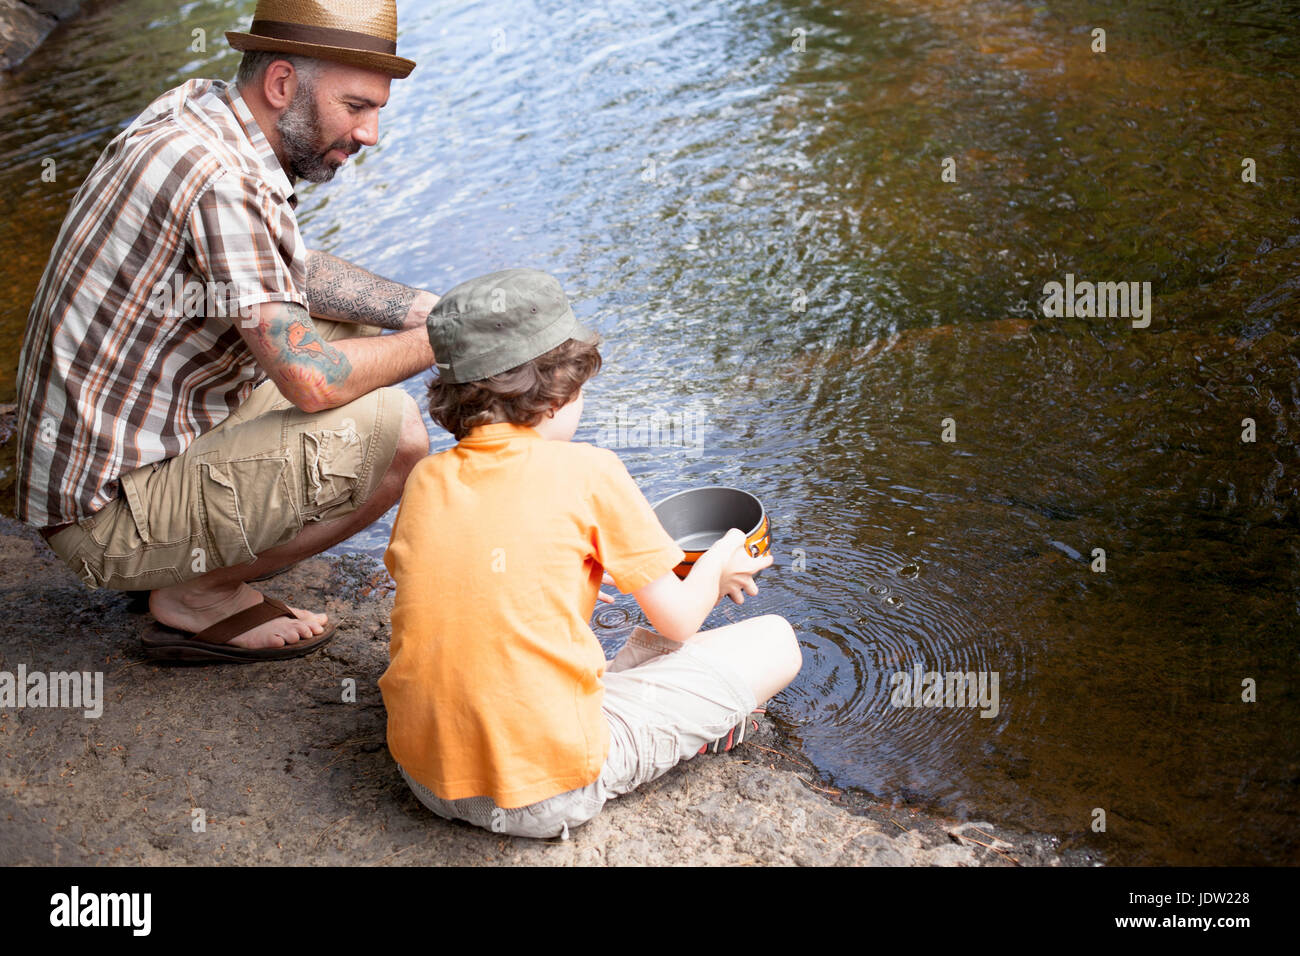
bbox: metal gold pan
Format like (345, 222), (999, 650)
(652, 486), (770, 580)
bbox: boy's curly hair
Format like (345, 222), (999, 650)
(428, 337), (603, 440)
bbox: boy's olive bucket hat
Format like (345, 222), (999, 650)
(427, 269), (598, 383)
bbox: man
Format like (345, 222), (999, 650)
(13, 0), (434, 662)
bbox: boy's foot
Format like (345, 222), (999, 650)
(699, 707), (765, 755)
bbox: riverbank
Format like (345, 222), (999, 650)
(0, 0), (83, 71)
(0, 509), (1079, 866)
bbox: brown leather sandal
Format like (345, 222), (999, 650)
(140, 596), (336, 664)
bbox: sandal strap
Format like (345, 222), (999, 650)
(192, 596), (294, 646)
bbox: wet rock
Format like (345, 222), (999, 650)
(26, 0), (83, 19)
(949, 820), (1014, 852)
(0, 0), (56, 72)
(0, 404), (15, 444)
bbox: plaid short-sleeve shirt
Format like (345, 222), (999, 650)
(14, 79), (308, 528)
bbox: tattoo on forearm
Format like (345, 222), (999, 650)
(307, 250), (419, 330)
(257, 304), (354, 393)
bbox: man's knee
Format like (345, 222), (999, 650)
(303, 387), (424, 512)
(313, 317), (382, 343)
(365, 388), (427, 495)
(392, 389), (429, 465)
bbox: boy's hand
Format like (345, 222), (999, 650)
(711, 528), (773, 605)
(597, 571), (617, 605)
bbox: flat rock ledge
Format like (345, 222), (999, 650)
(0, 514), (1073, 866)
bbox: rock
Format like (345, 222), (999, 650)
(605, 838), (652, 866)
(790, 832), (841, 866)
(26, 0), (83, 20)
(0, 513), (1061, 867)
(838, 830), (908, 866)
(948, 820), (1014, 852)
(923, 843), (979, 867)
(0, 0), (56, 72)
(863, 844), (910, 866)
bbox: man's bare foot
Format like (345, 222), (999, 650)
(149, 583), (327, 649)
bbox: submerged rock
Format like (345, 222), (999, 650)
(0, 0), (85, 72)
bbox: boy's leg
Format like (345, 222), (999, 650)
(680, 614), (804, 708)
(609, 616), (801, 704)
(605, 624), (680, 673)
(397, 619), (801, 838)
(598, 614), (801, 797)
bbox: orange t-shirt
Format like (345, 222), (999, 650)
(379, 422), (684, 808)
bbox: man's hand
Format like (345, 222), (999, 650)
(306, 249), (439, 331)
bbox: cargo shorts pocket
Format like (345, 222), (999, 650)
(198, 455), (300, 567)
(300, 419), (365, 522)
(632, 724), (682, 790)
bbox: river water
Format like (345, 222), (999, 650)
(1, 0), (1297, 864)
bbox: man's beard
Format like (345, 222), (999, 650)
(276, 83), (357, 184)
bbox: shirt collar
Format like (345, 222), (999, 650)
(219, 80), (299, 210)
(459, 422), (543, 446)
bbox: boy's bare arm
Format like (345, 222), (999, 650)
(632, 529), (772, 642)
(305, 249), (439, 331)
(239, 300), (434, 413)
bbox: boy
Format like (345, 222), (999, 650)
(379, 268), (802, 839)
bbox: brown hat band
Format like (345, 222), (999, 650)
(248, 19), (397, 55)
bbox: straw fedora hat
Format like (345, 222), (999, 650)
(227, 0), (416, 78)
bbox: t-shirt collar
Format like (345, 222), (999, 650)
(219, 80), (299, 210)
(459, 422), (544, 446)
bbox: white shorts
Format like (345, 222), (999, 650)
(399, 625), (758, 839)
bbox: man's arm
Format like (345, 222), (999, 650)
(240, 301), (434, 413)
(305, 249), (439, 331)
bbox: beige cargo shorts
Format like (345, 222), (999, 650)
(398, 625), (759, 839)
(45, 320), (408, 591)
